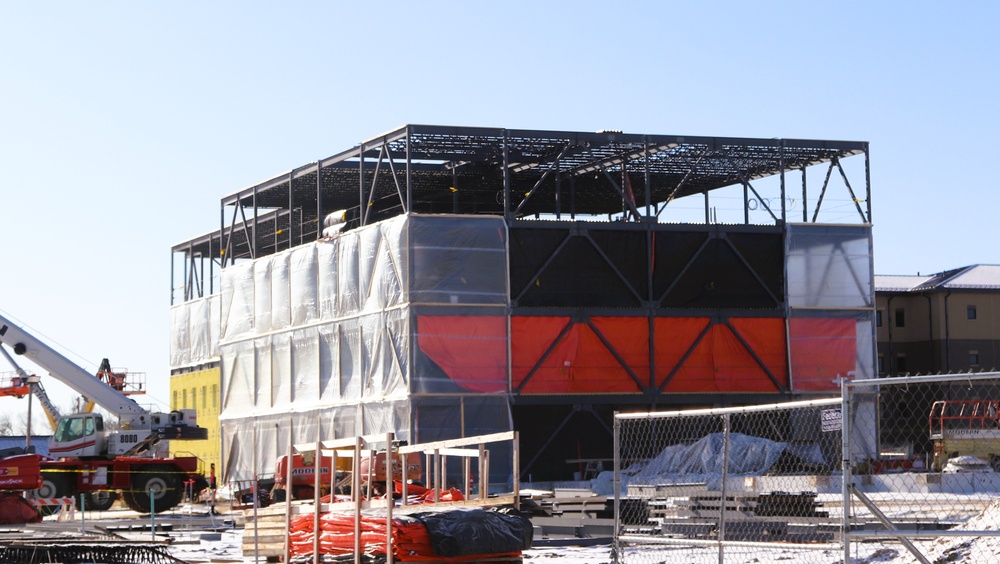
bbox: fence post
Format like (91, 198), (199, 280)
(284, 419), (293, 564)
(841, 379), (852, 564)
(612, 412), (620, 564)
(719, 413), (730, 564)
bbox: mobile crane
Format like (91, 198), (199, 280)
(0, 313), (209, 513)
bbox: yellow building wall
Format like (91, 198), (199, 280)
(169, 367), (221, 478)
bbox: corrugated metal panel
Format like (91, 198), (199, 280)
(876, 265), (1000, 292)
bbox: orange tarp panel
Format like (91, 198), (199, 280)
(730, 318), (789, 389)
(789, 317), (857, 392)
(442, 314), (852, 394)
(655, 318), (787, 393)
(511, 317), (647, 394)
(511, 316), (571, 392)
(417, 315), (507, 393)
(514, 316), (790, 394)
(651, 317), (711, 389)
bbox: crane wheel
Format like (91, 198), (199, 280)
(122, 465), (183, 514)
(32, 472), (70, 516)
(81, 490), (118, 511)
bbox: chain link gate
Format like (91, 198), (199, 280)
(613, 398), (844, 564)
(843, 372), (1000, 564)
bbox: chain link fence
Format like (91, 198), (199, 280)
(843, 372), (1000, 564)
(613, 398), (844, 563)
(613, 372), (1000, 563)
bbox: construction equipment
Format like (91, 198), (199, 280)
(269, 448), (423, 502)
(929, 399), (1000, 471)
(0, 313), (209, 513)
(2, 371), (75, 432)
(269, 452), (349, 502)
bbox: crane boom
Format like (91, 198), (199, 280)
(0, 313), (145, 419)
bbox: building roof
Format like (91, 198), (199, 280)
(874, 275), (934, 292)
(875, 265), (1000, 292)
(172, 125), (869, 261)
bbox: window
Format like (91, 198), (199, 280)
(212, 384), (218, 409)
(968, 305), (977, 320)
(878, 354), (885, 374)
(202, 385), (207, 410)
(173, 390), (178, 410)
(894, 308), (905, 328)
(970, 351), (980, 366)
(876, 310), (883, 327)
(182, 389), (187, 409)
(896, 354), (908, 374)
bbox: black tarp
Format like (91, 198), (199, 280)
(411, 508), (532, 557)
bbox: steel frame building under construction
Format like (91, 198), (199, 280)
(169, 124), (874, 485)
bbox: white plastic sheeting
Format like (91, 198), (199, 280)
(220, 401), (398, 483)
(628, 433), (825, 478)
(594, 433), (828, 496)
(169, 294), (220, 368)
(209, 214), (512, 481)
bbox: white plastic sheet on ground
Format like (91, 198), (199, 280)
(595, 432), (827, 495)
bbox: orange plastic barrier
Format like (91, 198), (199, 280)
(288, 509), (521, 562)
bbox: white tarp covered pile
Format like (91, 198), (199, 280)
(595, 432), (828, 495)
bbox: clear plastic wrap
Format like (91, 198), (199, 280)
(786, 224), (872, 309)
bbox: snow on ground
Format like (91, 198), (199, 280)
(165, 534), (1000, 564)
(164, 498), (1000, 563)
(845, 497), (1000, 564)
(166, 532), (616, 563)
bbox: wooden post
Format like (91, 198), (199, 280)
(441, 454), (448, 495)
(252, 424), (259, 563)
(478, 443), (487, 501)
(353, 435), (362, 564)
(284, 420), (293, 564)
(385, 432), (394, 564)
(463, 456), (471, 500)
(513, 431), (520, 510)
(313, 433), (321, 564)
(433, 449), (441, 503)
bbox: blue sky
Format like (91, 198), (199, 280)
(1, 2), (997, 424)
